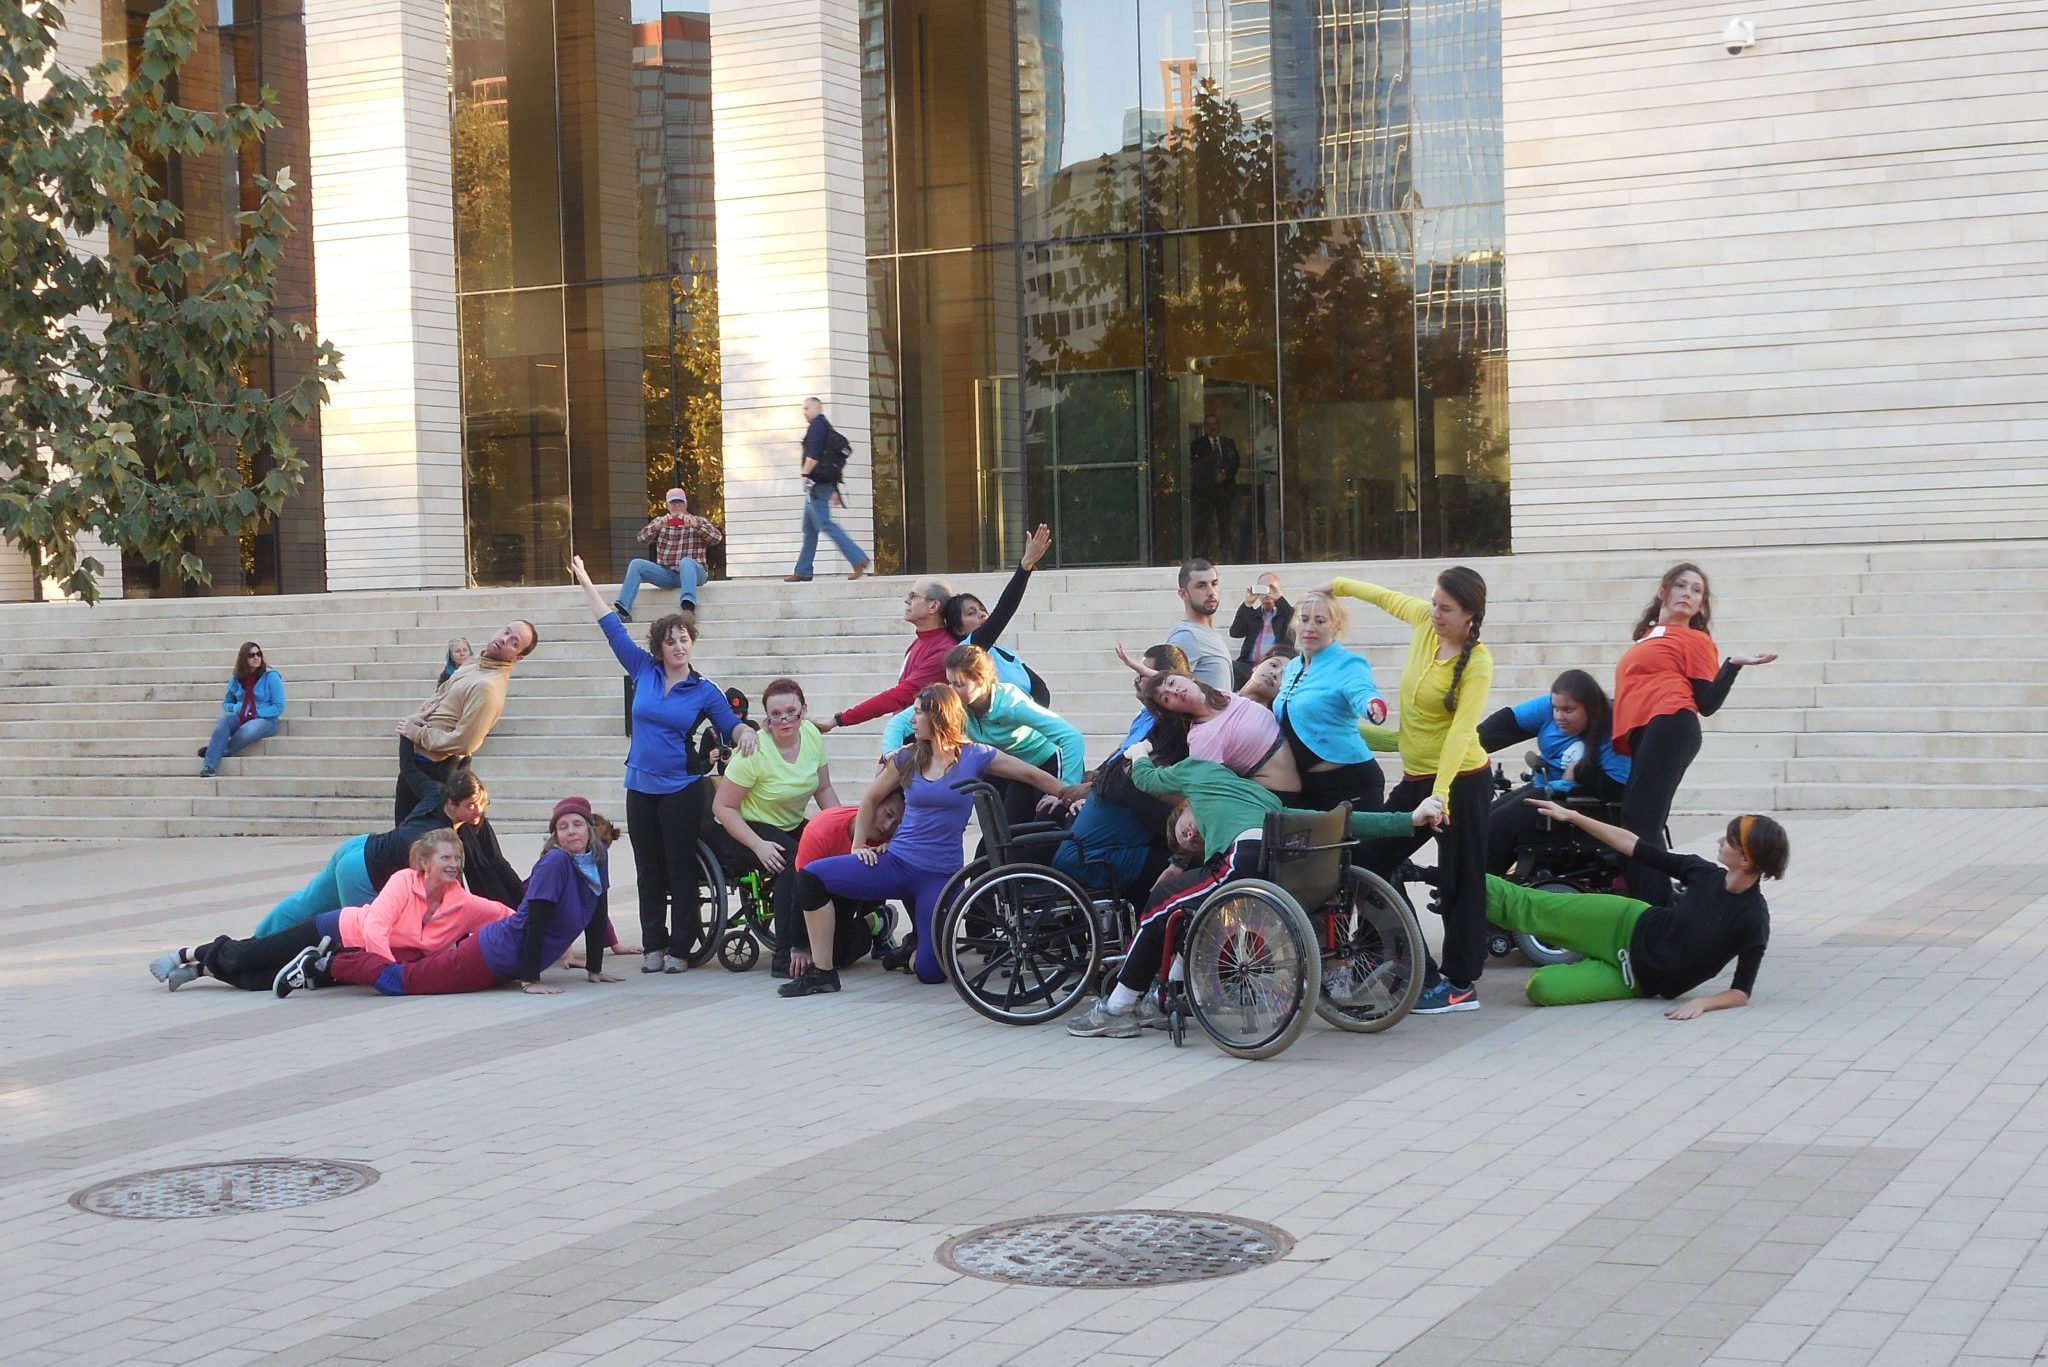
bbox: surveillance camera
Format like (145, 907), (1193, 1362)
(1723, 17), (1755, 54)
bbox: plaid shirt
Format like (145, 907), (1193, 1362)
(638, 514), (723, 569)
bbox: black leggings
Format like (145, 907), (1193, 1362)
(196, 919), (325, 992)
(626, 782), (712, 954)
(1620, 712), (1702, 906)
(712, 820), (804, 970)
(1485, 784), (1547, 877)
(1359, 768), (1492, 988)
(1295, 759), (1385, 814)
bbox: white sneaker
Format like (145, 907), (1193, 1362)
(642, 950), (666, 974)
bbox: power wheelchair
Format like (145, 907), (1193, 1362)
(1480, 766), (1668, 968)
(934, 781), (1427, 1060)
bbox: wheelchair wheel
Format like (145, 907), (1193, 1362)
(1486, 928), (1515, 959)
(677, 842), (729, 969)
(940, 865), (1100, 1025)
(718, 929), (759, 973)
(1183, 879), (1320, 1061)
(1315, 868), (1425, 1034)
(1516, 880), (1586, 967)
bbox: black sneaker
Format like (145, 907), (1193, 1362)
(612, 601), (632, 623)
(777, 965), (841, 997)
(274, 936), (333, 998)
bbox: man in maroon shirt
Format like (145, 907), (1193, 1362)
(816, 577), (956, 734)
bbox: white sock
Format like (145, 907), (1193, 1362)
(1106, 984), (1141, 1015)
(1167, 960), (1186, 984)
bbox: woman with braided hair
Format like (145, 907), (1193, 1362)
(1322, 567), (1494, 1014)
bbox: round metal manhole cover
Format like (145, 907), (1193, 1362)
(69, 1159), (379, 1220)
(936, 1210), (1293, 1288)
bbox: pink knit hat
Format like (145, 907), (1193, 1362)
(551, 796), (593, 830)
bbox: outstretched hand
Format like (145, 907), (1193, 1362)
(1664, 1001), (1705, 1021)
(1526, 797), (1573, 825)
(1020, 523), (1053, 571)
(1730, 652), (1779, 667)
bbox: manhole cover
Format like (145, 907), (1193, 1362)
(936, 1210), (1292, 1288)
(69, 1159), (378, 1220)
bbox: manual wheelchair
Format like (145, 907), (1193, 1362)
(933, 781), (1428, 1060)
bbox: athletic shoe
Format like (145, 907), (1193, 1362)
(200, 766), (218, 778)
(274, 941), (327, 998)
(1413, 980), (1479, 1014)
(166, 962), (201, 992)
(1325, 957), (1400, 1009)
(195, 747), (206, 758)
(778, 965), (840, 998)
(663, 952), (691, 973)
(1134, 996), (1169, 1031)
(1065, 999), (1142, 1038)
(881, 940), (916, 974)
(611, 601), (632, 623)
(149, 950), (182, 983)
(641, 950), (667, 974)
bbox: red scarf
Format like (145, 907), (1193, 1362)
(237, 672), (262, 726)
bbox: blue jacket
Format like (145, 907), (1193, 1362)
(1508, 694), (1631, 793)
(603, 613), (742, 793)
(1272, 643), (1384, 767)
(881, 682), (1086, 782)
(221, 671), (286, 720)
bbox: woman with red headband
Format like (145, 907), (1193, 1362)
(276, 798), (619, 998)
(1485, 804), (1788, 1019)
(1611, 562), (1777, 904)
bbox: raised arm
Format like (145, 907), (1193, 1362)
(879, 705), (915, 754)
(972, 523), (1050, 648)
(1329, 577), (1429, 628)
(851, 759), (907, 850)
(568, 554), (611, 619)
(1527, 799), (1639, 860)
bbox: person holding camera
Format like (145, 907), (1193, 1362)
(1228, 571), (1294, 687)
(787, 396), (871, 582)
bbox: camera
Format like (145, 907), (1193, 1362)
(1723, 17), (1755, 54)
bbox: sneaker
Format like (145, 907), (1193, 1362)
(663, 952), (692, 974)
(200, 766), (218, 778)
(274, 938), (331, 998)
(1066, 998), (1142, 1038)
(166, 962), (201, 992)
(1325, 957), (1401, 1009)
(195, 747), (206, 758)
(149, 950), (183, 983)
(778, 965), (841, 998)
(1413, 979), (1480, 1014)
(881, 939), (917, 974)
(612, 601), (632, 623)
(642, 950), (667, 974)
(1134, 996), (1169, 1031)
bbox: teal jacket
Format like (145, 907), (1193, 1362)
(881, 682), (1085, 782)
(221, 670), (286, 720)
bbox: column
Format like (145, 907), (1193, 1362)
(303, 0), (467, 589)
(709, 0), (872, 578)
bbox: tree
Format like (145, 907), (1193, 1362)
(0, 0), (341, 602)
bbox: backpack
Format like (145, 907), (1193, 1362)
(811, 426), (853, 485)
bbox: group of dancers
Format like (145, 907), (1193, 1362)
(148, 543), (1790, 1032)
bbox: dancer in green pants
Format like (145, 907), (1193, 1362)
(1493, 800), (1789, 1019)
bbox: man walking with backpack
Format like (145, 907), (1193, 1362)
(786, 397), (871, 582)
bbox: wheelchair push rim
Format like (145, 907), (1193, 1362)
(1315, 867), (1426, 1033)
(1183, 879), (1320, 1061)
(676, 842), (730, 969)
(940, 865), (1101, 1025)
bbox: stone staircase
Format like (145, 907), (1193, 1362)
(1, 541), (2042, 839)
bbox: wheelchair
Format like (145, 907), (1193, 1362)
(1482, 766), (1669, 968)
(935, 783), (1427, 1060)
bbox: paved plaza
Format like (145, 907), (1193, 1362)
(6, 806), (2048, 1367)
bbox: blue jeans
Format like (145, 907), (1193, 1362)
(617, 557), (704, 615)
(203, 713), (277, 770)
(794, 485), (867, 577)
(253, 835), (374, 937)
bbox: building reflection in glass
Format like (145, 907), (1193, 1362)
(865, 0), (1505, 573)
(452, 0), (722, 585)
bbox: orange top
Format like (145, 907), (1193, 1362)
(1612, 624), (1720, 754)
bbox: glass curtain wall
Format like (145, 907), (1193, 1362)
(102, 0), (327, 596)
(864, 0), (1506, 574)
(452, 0), (721, 586)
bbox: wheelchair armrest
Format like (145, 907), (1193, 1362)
(1006, 829), (1075, 857)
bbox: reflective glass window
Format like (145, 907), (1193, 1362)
(886, 0), (1017, 252)
(461, 292), (573, 587)
(1020, 3), (1143, 241)
(1139, 0), (1277, 230)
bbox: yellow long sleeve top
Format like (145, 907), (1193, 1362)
(1332, 578), (1494, 810)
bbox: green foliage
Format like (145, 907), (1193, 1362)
(0, 0), (341, 602)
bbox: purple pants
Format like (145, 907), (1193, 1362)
(803, 850), (958, 984)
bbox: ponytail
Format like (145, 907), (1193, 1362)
(1445, 630), (1479, 714)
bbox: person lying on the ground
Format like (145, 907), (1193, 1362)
(150, 829), (513, 993)
(1496, 802), (1786, 1017)
(278, 798), (619, 999)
